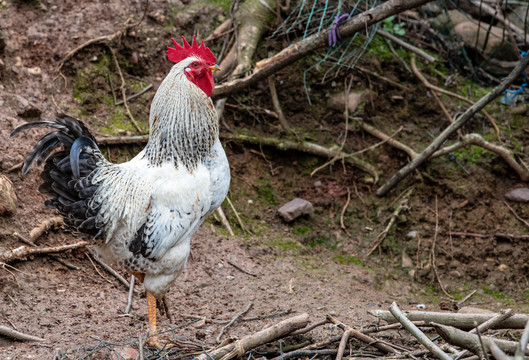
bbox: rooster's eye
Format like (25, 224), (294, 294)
(192, 62), (199, 68)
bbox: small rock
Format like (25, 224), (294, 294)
(401, 251), (414, 269)
(328, 89), (376, 113)
(454, 21), (517, 61)
(174, 12), (193, 27)
(0, 175), (17, 217)
(505, 188), (529, 202)
(278, 198), (314, 222)
(7, 94), (42, 119)
(27, 66), (42, 76)
(406, 230), (418, 239)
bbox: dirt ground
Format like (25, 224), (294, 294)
(1, 0), (529, 359)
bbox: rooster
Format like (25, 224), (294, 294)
(11, 36), (230, 346)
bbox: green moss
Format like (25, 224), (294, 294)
(270, 238), (303, 252)
(99, 107), (146, 135)
(332, 254), (364, 266)
(452, 145), (491, 165)
(256, 178), (277, 205)
(480, 285), (507, 300)
(292, 224), (312, 236)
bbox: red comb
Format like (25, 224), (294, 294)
(167, 36), (216, 65)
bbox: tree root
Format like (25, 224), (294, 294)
(222, 133), (379, 182)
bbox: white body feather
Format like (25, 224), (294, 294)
(89, 58), (230, 298)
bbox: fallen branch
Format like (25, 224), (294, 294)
(0, 325), (45, 342)
(389, 303), (452, 360)
(212, 0), (434, 99)
(369, 310), (529, 330)
(434, 323), (529, 356)
(0, 241), (88, 264)
(377, 53), (529, 196)
(222, 132), (379, 182)
(327, 315), (397, 354)
(454, 309), (515, 359)
(29, 217), (64, 242)
(196, 313), (309, 360)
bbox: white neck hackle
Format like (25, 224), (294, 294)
(143, 57), (218, 170)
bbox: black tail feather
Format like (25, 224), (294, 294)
(12, 114), (104, 237)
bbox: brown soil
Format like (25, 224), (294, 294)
(1, 1), (528, 359)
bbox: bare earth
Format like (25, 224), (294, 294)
(1, 0), (528, 359)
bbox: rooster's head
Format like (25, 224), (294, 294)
(167, 36), (219, 97)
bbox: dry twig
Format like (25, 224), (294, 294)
(327, 315), (397, 354)
(389, 302), (452, 360)
(0, 241), (88, 264)
(431, 196), (453, 299)
(367, 188), (413, 256)
(86, 248), (131, 290)
(29, 217), (64, 242)
(215, 207), (235, 236)
(503, 201), (529, 229)
(268, 76), (291, 132)
(216, 301), (253, 343)
(196, 313), (309, 360)
(377, 29), (435, 63)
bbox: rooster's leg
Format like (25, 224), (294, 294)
(146, 291), (165, 349)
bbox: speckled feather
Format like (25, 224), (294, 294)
(12, 56), (230, 299)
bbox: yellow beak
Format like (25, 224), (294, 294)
(209, 64), (221, 71)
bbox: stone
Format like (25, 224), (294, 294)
(0, 174), (17, 217)
(401, 251), (414, 269)
(278, 198), (314, 222)
(328, 89), (376, 114)
(7, 94), (42, 119)
(505, 188), (529, 202)
(454, 21), (518, 61)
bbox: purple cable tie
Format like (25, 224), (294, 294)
(329, 13), (349, 47)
